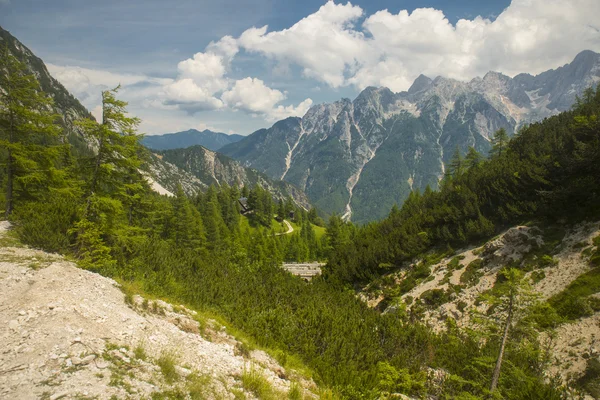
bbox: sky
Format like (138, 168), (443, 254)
(1, 0), (600, 135)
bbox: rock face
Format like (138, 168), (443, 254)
(156, 145), (312, 209)
(221, 51), (600, 223)
(142, 129), (244, 151)
(0, 221), (315, 399)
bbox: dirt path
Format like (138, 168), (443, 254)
(275, 220), (294, 236)
(0, 221), (314, 399)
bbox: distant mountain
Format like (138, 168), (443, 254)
(155, 146), (311, 209)
(221, 50), (600, 224)
(142, 129), (244, 151)
(1, 26), (310, 208)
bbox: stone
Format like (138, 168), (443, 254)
(50, 392), (69, 400)
(8, 320), (19, 331)
(72, 354), (96, 366)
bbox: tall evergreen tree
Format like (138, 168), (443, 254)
(0, 48), (61, 217)
(490, 128), (509, 158)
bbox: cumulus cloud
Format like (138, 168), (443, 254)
(222, 77), (312, 121)
(239, 2), (369, 87)
(48, 0), (600, 134)
(237, 0), (600, 91)
(163, 78), (224, 111)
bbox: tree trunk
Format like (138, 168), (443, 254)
(490, 293), (514, 392)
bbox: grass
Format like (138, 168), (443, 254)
(157, 350), (180, 384)
(0, 227), (25, 248)
(134, 343), (147, 361)
(241, 367), (281, 400)
(287, 382), (302, 400)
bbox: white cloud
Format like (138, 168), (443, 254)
(238, 2), (369, 87)
(163, 78), (224, 111)
(222, 77), (312, 121)
(269, 98), (314, 122)
(237, 0), (600, 91)
(47, 0), (600, 134)
(46, 63), (171, 112)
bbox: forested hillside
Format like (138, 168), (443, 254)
(326, 87), (600, 284)
(2, 36), (600, 399)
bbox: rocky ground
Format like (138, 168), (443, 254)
(0, 221), (316, 399)
(360, 220), (600, 396)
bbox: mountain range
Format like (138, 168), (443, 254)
(220, 50), (600, 224)
(0, 26), (309, 208)
(141, 129), (244, 151)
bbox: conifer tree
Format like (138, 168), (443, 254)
(465, 146), (483, 170)
(0, 48), (62, 217)
(77, 86), (145, 221)
(475, 268), (539, 393)
(447, 146), (465, 179)
(490, 128), (509, 158)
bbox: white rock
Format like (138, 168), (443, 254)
(50, 392), (69, 400)
(8, 320), (19, 331)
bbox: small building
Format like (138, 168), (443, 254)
(238, 197), (250, 214)
(288, 211), (295, 220)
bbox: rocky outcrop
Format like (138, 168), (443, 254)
(157, 145), (312, 209)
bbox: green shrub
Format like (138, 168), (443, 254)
(12, 197), (78, 252)
(530, 270), (546, 284)
(460, 260), (484, 287)
(420, 289), (450, 309)
(577, 358), (600, 399)
(549, 268), (600, 320)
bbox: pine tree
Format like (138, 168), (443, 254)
(465, 146), (483, 170)
(0, 48), (62, 217)
(447, 146), (465, 179)
(490, 128), (509, 158)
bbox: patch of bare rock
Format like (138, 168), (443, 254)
(0, 221), (315, 399)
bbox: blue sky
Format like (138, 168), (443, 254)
(1, 0), (599, 135)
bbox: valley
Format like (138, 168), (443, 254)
(2, 2), (600, 399)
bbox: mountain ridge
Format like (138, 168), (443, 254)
(221, 50), (600, 224)
(141, 129), (244, 151)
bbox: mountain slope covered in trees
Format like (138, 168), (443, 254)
(221, 50), (600, 223)
(3, 24), (600, 400)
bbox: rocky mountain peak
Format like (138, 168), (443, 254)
(222, 50), (600, 223)
(408, 74), (433, 95)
